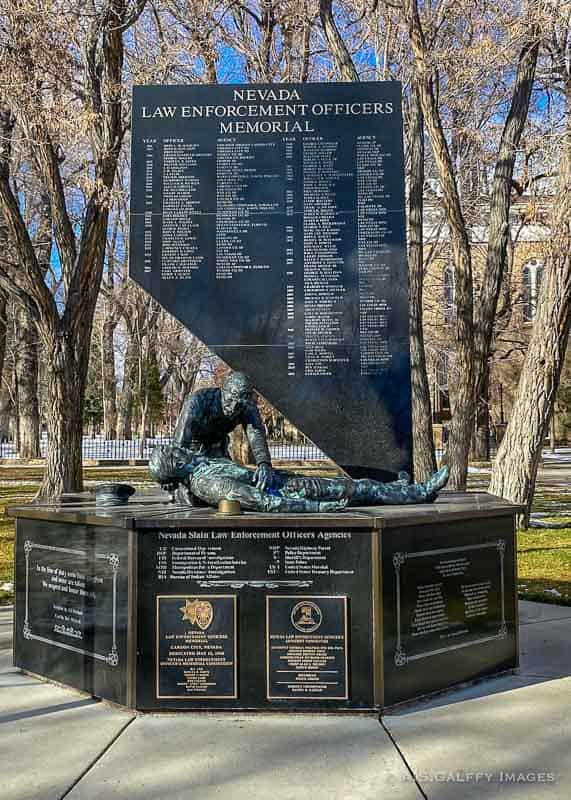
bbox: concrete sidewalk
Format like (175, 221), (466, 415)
(1, 601), (569, 800)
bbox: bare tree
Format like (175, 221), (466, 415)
(0, 0), (146, 496)
(473, 18), (541, 459)
(407, 82), (437, 479)
(116, 327), (137, 439)
(382, 0), (544, 488)
(99, 213), (125, 440)
(319, 0), (359, 81)
(0, 213), (10, 439)
(397, 0), (474, 490)
(490, 11), (571, 520)
(13, 187), (52, 458)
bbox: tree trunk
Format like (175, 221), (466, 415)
(138, 395), (148, 458)
(488, 259), (571, 522)
(404, 0), (474, 490)
(437, 241), (474, 489)
(489, 87), (571, 523)
(40, 333), (87, 496)
(0, 291), (11, 440)
(472, 364), (490, 461)
(0, 228), (10, 443)
(0, 288), (6, 385)
(319, 0), (359, 81)
(116, 330), (136, 439)
(408, 84), (437, 481)
(230, 425), (254, 465)
(14, 306), (40, 458)
(139, 400), (149, 442)
(300, 12), (311, 82)
(474, 30), (539, 462)
(259, 1), (276, 81)
(0, 383), (11, 442)
(101, 313), (117, 439)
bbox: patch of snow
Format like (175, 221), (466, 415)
(544, 588), (562, 597)
(0, 436), (328, 462)
(541, 447), (571, 463)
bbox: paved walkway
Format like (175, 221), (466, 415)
(1, 601), (569, 800)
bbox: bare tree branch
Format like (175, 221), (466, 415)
(319, 0), (360, 81)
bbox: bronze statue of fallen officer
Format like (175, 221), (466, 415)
(149, 444), (449, 513)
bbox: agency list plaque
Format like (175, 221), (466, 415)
(135, 525), (377, 710)
(130, 82), (411, 480)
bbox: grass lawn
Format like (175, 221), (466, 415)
(517, 527), (571, 605)
(1, 463), (570, 606)
(0, 466), (154, 598)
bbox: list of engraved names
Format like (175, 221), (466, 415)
(139, 110), (401, 378)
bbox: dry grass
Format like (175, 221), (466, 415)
(517, 527), (571, 604)
(0, 466), (154, 592)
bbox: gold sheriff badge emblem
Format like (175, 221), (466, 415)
(179, 598), (214, 630)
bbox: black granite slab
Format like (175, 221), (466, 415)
(13, 519), (130, 706)
(129, 82), (411, 480)
(381, 515), (518, 706)
(7, 491), (525, 529)
(135, 526), (376, 710)
(9, 494), (521, 712)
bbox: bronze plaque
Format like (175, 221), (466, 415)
(156, 594), (237, 699)
(266, 595), (348, 700)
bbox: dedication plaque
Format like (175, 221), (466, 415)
(156, 594), (237, 699)
(156, 595), (238, 700)
(382, 517), (517, 706)
(392, 541), (508, 667)
(266, 595), (348, 700)
(21, 538), (120, 667)
(130, 82), (411, 480)
(13, 520), (129, 706)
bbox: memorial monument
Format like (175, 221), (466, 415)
(129, 81), (411, 481)
(9, 81), (520, 713)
